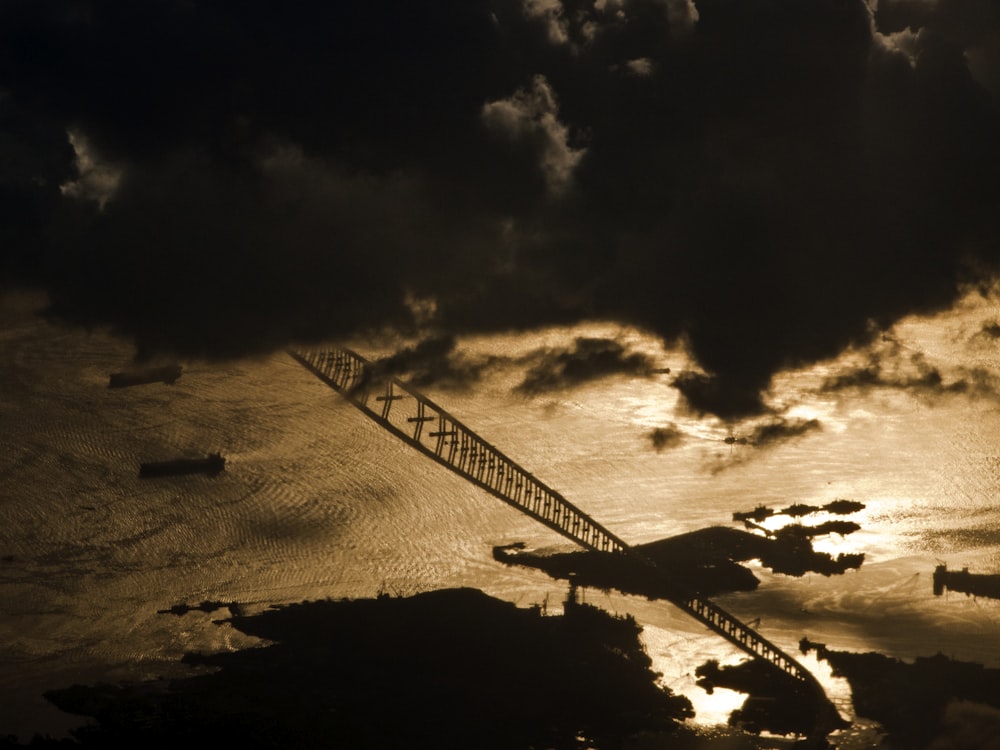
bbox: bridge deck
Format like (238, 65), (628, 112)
(290, 347), (821, 689)
(290, 348), (630, 555)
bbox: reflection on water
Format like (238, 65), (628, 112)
(1, 289), (1000, 745)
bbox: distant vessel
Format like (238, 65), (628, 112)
(108, 364), (182, 388)
(732, 505), (774, 523)
(139, 453), (225, 479)
(933, 564), (1000, 599)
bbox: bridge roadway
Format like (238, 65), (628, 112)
(289, 347), (826, 691)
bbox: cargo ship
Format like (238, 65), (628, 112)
(108, 364), (183, 388)
(933, 564), (1000, 599)
(139, 452), (225, 479)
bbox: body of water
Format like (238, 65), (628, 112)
(2, 290), (999, 746)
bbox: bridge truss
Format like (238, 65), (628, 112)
(290, 346), (832, 698)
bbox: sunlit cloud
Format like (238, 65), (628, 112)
(522, 0), (569, 45)
(623, 57), (655, 76)
(59, 129), (122, 210)
(481, 75), (586, 195)
(593, 0), (622, 12)
(876, 0), (1000, 98)
(661, 0), (699, 34)
(404, 292), (439, 328)
(873, 26), (922, 67)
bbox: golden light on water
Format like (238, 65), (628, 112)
(2, 287), (1000, 744)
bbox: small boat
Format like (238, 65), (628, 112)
(109, 364), (183, 388)
(732, 505), (774, 523)
(139, 452), (225, 479)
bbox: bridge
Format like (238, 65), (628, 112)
(290, 346), (835, 702)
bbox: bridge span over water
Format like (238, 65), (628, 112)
(290, 347), (836, 711)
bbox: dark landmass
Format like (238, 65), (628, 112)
(800, 639), (1000, 749)
(821, 500), (865, 516)
(695, 659), (847, 741)
(933, 564), (1000, 600)
(642, 527), (864, 581)
(494, 526), (864, 601)
(494, 540), (759, 600)
(750, 526), (863, 578)
(732, 500), (865, 525)
(156, 600), (243, 617)
(107, 364), (182, 388)
(138, 453), (225, 479)
(3, 588), (707, 750)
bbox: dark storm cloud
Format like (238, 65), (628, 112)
(876, 0), (1000, 102)
(746, 417), (822, 447)
(373, 335), (493, 389)
(822, 357), (944, 392)
(671, 370), (768, 416)
(648, 424), (684, 451)
(706, 416), (821, 473)
(514, 336), (658, 394)
(1, 0), (999, 416)
(374, 331), (663, 394)
(978, 320), (1000, 340)
(822, 348), (1000, 400)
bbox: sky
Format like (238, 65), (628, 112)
(1, 0), (999, 418)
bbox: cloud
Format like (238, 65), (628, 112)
(672, 370), (768, 416)
(822, 348), (1000, 401)
(662, 0), (698, 34)
(373, 335), (493, 390)
(746, 417), (822, 447)
(621, 57), (655, 76)
(977, 320), (1000, 339)
(649, 424), (684, 451)
(514, 336), (657, 393)
(876, 0), (1000, 100)
(522, 0), (570, 45)
(0, 0), (998, 417)
(482, 74), (586, 195)
(59, 128), (122, 209)
(711, 416), (823, 452)
(703, 416), (823, 473)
